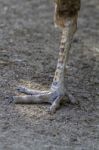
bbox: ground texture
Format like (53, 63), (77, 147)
(0, 0), (99, 149)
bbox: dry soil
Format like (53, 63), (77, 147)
(0, 0), (99, 149)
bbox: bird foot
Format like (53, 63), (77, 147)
(9, 86), (76, 114)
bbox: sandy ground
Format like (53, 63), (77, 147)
(0, 0), (99, 149)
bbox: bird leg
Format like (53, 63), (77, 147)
(12, 16), (77, 113)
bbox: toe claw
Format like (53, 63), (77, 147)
(5, 96), (15, 105)
(65, 91), (77, 104)
(49, 107), (56, 114)
(68, 94), (77, 104)
(47, 107), (56, 115)
(49, 100), (60, 114)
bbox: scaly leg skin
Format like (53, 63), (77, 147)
(12, 16), (77, 114)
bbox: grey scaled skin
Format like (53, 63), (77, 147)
(11, 15), (78, 114)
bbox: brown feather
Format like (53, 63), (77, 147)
(54, 0), (81, 28)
